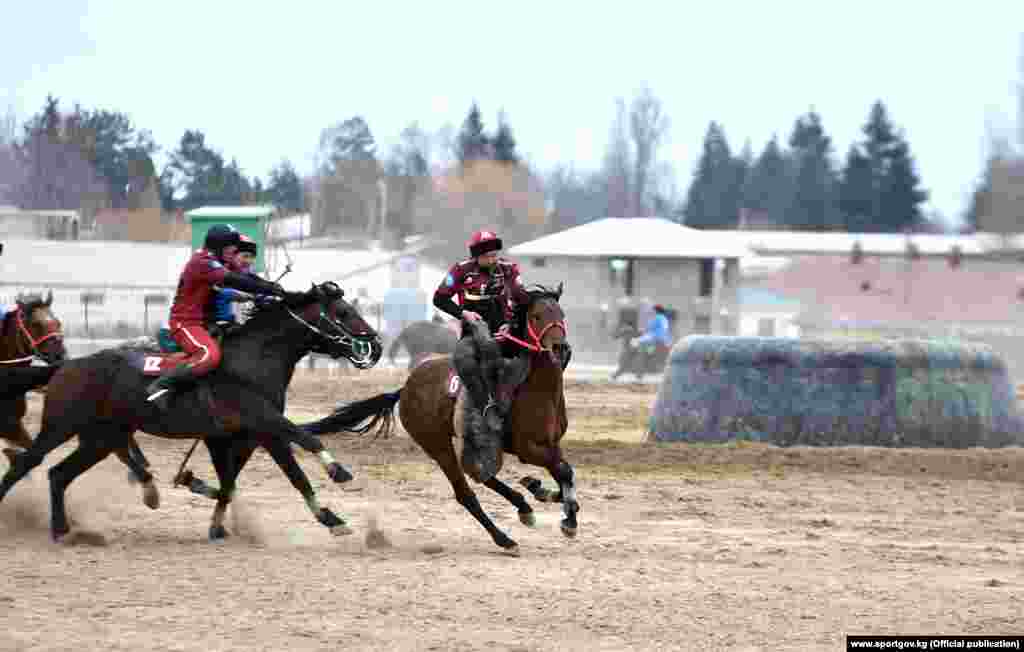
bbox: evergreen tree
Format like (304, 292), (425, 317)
(267, 159), (305, 213)
(786, 111), (839, 231)
(742, 136), (791, 227)
(457, 103), (489, 166)
(682, 121), (738, 228)
(492, 111), (518, 164)
(838, 145), (874, 230)
(859, 100), (928, 231)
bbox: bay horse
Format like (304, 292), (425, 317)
(387, 318), (458, 369)
(0, 282), (383, 542)
(300, 284), (579, 554)
(0, 294), (158, 509)
(0, 292), (66, 450)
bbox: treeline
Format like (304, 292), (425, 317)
(0, 91), (951, 242)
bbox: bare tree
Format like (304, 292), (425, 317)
(603, 98), (632, 216)
(0, 106), (21, 203)
(629, 86), (670, 217)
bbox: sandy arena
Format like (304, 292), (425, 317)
(0, 368), (1021, 651)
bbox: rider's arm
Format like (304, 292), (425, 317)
(221, 271), (283, 296)
(433, 266), (464, 320)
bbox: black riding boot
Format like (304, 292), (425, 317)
(453, 342), (501, 482)
(145, 365), (194, 412)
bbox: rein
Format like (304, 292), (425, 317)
(496, 319), (568, 353)
(284, 303), (376, 367)
(0, 309), (63, 365)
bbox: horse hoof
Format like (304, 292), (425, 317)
(519, 511), (537, 527)
(501, 544), (521, 557)
(55, 529), (108, 546)
(327, 462), (354, 484)
(142, 485), (160, 510)
(560, 523), (578, 538)
(331, 523), (354, 537)
(209, 525), (230, 542)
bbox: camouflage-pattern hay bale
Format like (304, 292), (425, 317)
(648, 336), (1022, 448)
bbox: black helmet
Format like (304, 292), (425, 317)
(236, 234), (258, 255)
(204, 224), (240, 254)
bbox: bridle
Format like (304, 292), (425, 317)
(497, 298), (568, 354)
(285, 291), (379, 368)
(0, 307), (64, 366)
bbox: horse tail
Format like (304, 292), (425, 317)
(299, 389), (401, 439)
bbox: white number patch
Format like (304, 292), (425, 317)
(448, 374), (461, 395)
(143, 356), (162, 372)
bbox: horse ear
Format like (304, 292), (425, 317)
(45, 289), (53, 306)
(556, 282), (564, 300)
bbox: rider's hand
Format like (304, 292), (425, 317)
(496, 323), (510, 337)
(629, 337), (642, 348)
(462, 310), (482, 323)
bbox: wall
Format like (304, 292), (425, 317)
(649, 335), (1022, 448)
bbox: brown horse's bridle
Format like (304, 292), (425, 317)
(498, 318), (568, 353)
(0, 308), (64, 365)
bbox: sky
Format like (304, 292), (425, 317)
(3, 0), (1023, 226)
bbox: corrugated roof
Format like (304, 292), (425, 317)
(508, 218), (749, 259)
(186, 205), (275, 220)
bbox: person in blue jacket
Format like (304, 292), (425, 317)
(630, 303), (673, 351)
(209, 235), (262, 325)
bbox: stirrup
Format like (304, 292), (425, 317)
(146, 388), (170, 402)
(481, 397), (499, 417)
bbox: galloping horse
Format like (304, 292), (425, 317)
(387, 318), (458, 370)
(300, 284), (579, 554)
(1, 291), (67, 451)
(0, 282), (383, 542)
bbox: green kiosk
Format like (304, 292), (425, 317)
(185, 205), (273, 273)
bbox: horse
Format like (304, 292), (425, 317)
(609, 321), (671, 381)
(387, 318), (458, 370)
(299, 284), (578, 554)
(0, 294), (160, 509)
(0, 282), (384, 542)
(0, 291), (66, 448)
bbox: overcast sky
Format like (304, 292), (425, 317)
(3, 1), (1022, 224)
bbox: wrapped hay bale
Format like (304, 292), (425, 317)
(648, 336), (1022, 448)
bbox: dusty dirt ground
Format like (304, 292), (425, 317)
(1, 368), (1021, 652)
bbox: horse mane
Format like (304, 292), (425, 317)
(512, 283), (564, 339)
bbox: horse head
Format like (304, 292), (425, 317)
(515, 282), (570, 370)
(12, 290), (65, 365)
(279, 282), (383, 369)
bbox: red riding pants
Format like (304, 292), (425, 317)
(169, 322), (221, 376)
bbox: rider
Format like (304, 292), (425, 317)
(145, 224), (287, 411)
(209, 234), (262, 327)
(433, 229), (530, 481)
(630, 303), (673, 352)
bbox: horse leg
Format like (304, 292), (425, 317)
(47, 436), (115, 541)
(260, 435), (354, 536)
(204, 437), (250, 541)
(0, 423), (76, 503)
(517, 444), (580, 538)
(279, 422), (353, 485)
(430, 440), (518, 552)
(483, 476), (536, 527)
(113, 442), (160, 510)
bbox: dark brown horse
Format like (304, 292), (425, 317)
(301, 284), (578, 554)
(0, 294), (160, 509)
(1, 292), (66, 450)
(0, 282), (383, 542)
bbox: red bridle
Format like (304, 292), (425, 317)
(0, 308), (64, 365)
(498, 318), (568, 353)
